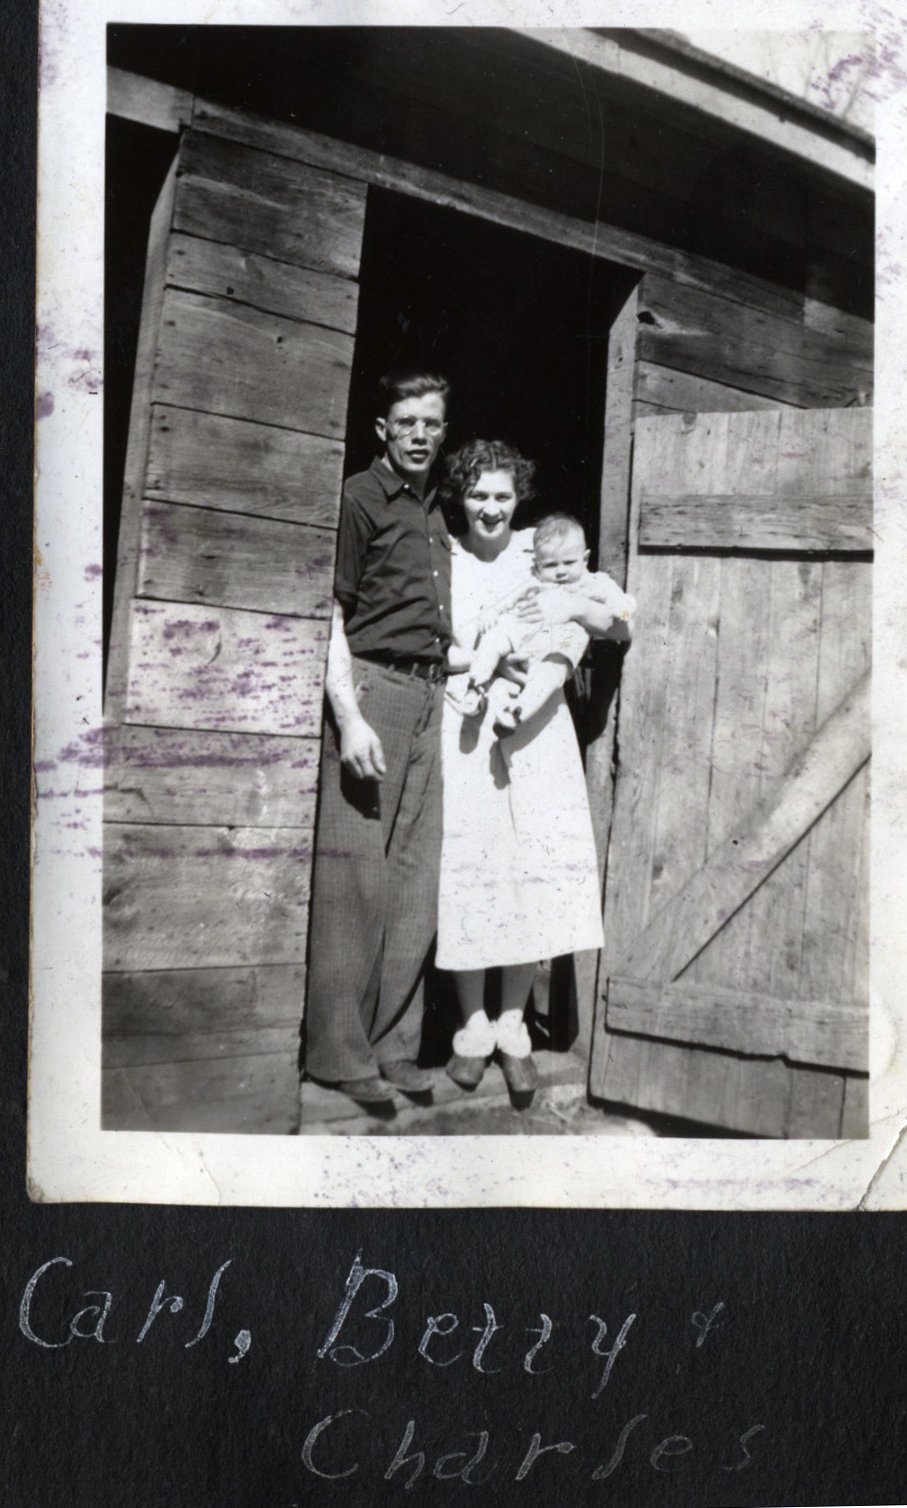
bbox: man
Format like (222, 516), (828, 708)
(302, 371), (452, 1103)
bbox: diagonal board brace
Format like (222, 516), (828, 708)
(608, 669), (870, 986)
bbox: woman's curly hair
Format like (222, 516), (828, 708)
(441, 439), (537, 535)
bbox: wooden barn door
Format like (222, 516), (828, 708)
(102, 115), (363, 1131)
(591, 408), (871, 1138)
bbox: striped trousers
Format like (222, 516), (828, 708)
(303, 658), (444, 1083)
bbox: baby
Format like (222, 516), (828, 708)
(463, 513), (635, 735)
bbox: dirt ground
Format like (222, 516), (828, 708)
(365, 1085), (667, 1137)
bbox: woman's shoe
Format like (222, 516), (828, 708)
(446, 1053), (489, 1090)
(498, 1051), (539, 1096)
(447, 1012), (497, 1089)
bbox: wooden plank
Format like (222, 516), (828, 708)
(595, 1029), (646, 1111)
(599, 280), (639, 583)
(597, 1033), (821, 1137)
(736, 482), (826, 1004)
(799, 560), (872, 1009)
(105, 158), (178, 725)
(717, 418), (826, 998)
(840, 1074), (869, 1138)
(777, 407), (873, 498)
(137, 500), (335, 620)
(103, 823), (312, 971)
(599, 31), (872, 154)
(153, 288), (354, 438)
(612, 670), (871, 984)
(104, 726), (320, 828)
(607, 976), (868, 1071)
(123, 600), (329, 738)
(165, 231), (359, 333)
(641, 415), (726, 919)
(521, 31), (874, 192)
(637, 286), (872, 413)
(635, 362), (801, 416)
(103, 963), (305, 1034)
(174, 129), (366, 279)
(637, 320), (872, 411)
(578, 279), (639, 1053)
(283, 30), (816, 264)
(99, 1070), (157, 1132)
(633, 272), (875, 369)
(804, 296), (875, 344)
(796, 769), (870, 1006)
(101, 1055), (299, 1135)
(784, 1066), (845, 1139)
(683, 556), (771, 999)
(599, 410), (688, 962)
(104, 1026), (297, 1069)
(599, 562), (673, 961)
(683, 418), (780, 1002)
(708, 566), (822, 1003)
(591, 507), (674, 1101)
(648, 557), (721, 918)
(107, 66), (193, 134)
(191, 101), (840, 325)
(146, 406), (344, 527)
(678, 1051), (798, 1137)
(639, 491), (873, 552)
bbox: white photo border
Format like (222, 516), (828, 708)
(30, 0), (907, 1208)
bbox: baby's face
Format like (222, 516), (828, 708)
(533, 534), (589, 584)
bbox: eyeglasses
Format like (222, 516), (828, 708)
(387, 417), (446, 437)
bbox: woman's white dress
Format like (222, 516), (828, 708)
(436, 530), (605, 971)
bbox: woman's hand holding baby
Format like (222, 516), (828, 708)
(513, 582), (576, 625)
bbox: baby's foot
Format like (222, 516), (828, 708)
(449, 683), (486, 719)
(493, 701), (522, 738)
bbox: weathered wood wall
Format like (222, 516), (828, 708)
(633, 272), (873, 419)
(102, 116), (361, 1132)
(103, 55), (874, 1134)
(591, 409), (871, 1136)
(109, 30), (872, 314)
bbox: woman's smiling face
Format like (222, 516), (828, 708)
(463, 469), (519, 549)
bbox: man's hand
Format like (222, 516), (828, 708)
(339, 713), (387, 782)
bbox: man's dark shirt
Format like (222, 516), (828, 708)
(334, 457), (453, 661)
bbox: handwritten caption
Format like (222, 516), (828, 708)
(19, 1249), (764, 1490)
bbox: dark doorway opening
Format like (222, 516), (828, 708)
(346, 188), (622, 1062)
(346, 187), (618, 559)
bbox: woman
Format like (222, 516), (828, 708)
(436, 440), (623, 1100)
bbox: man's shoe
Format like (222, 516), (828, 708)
(379, 1060), (435, 1093)
(332, 1075), (396, 1103)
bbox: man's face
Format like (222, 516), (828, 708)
(376, 391), (447, 484)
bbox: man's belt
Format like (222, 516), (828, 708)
(355, 650), (448, 683)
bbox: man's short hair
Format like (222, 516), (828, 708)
(533, 512), (587, 552)
(377, 369), (451, 417)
